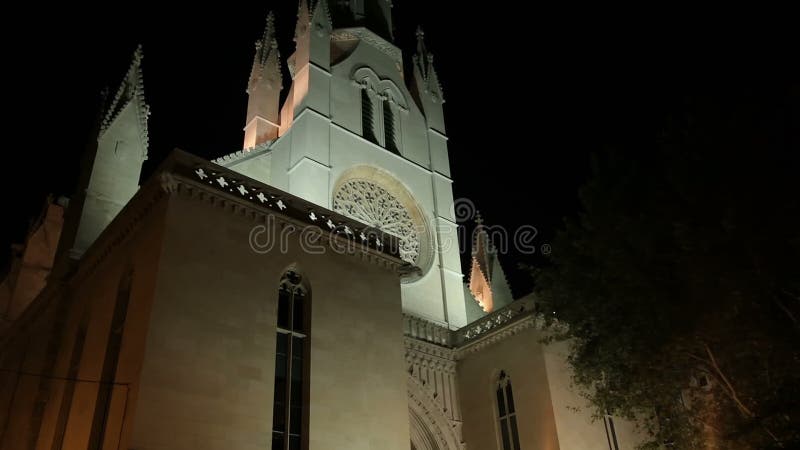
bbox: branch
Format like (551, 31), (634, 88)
(761, 424), (782, 446)
(781, 289), (800, 304)
(775, 295), (799, 331)
(686, 353), (710, 365)
(693, 343), (784, 446)
(685, 351), (747, 417)
(704, 343), (755, 418)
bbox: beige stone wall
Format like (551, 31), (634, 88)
(542, 340), (647, 450)
(456, 323), (649, 450)
(39, 192), (168, 450)
(0, 186), (168, 450)
(0, 202), (63, 325)
(457, 324), (560, 450)
(129, 192), (409, 450)
(0, 293), (63, 450)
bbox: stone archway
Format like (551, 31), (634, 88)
(410, 406), (441, 450)
(408, 376), (462, 450)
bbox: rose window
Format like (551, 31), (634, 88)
(333, 179), (420, 264)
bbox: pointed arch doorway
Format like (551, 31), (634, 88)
(410, 407), (442, 450)
(407, 376), (462, 450)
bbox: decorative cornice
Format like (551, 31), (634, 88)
(455, 316), (539, 358)
(159, 150), (413, 276)
(401, 298), (545, 359)
(405, 337), (456, 371)
(73, 148), (413, 285)
(212, 141), (273, 166)
(331, 27), (401, 63)
(179, 154), (401, 254)
(404, 313), (451, 346)
(457, 297), (535, 342)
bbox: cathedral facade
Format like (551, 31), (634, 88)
(0, 2), (645, 449)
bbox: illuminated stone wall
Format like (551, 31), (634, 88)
(457, 324), (561, 450)
(126, 185), (409, 450)
(218, 15), (467, 328)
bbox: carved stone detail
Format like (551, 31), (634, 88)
(454, 297), (536, 346)
(213, 142), (272, 165)
(331, 28), (402, 63)
(333, 179), (419, 264)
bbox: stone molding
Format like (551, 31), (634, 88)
(332, 27), (402, 63)
(402, 297), (542, 359)
(212, 141), (273, 166)
(408, 375), (464, 450)
(454, 315), (539, 359)
(405, 337), (456, 374)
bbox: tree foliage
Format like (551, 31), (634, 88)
(534, 87), (800, 449)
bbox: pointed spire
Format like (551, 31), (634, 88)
(469, 211), (496, 312)
(413, 26), (444, 103)
(311, 0), (333, 31)
(248, 11), (282, 93)
(255, 11), (278, 67)
(100, 45), (150, 153)
(472, 211), (494, 281)
(415, 26), (429, 79)
(294, 0), (310, 43)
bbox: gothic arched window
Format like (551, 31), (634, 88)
(383, 98), (398, 154)
(604, 412), (620, 450)
(272, 268), (310, 450)
(496, 371), (521, 450)
(361, 89), (377, 145)
(353, 67), (406, 155)
(88, 269), (133, 449)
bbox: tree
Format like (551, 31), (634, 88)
(534, 86), (800, 449)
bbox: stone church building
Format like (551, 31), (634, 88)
(0, 2), (645, 449)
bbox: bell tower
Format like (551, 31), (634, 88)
(218, 2), (470, 328)
(330, 0), (393, 40)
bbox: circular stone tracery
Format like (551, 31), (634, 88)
(333, 179), (420, 264)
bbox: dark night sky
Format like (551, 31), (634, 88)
(4, 4), (797, 296)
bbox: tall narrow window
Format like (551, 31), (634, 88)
(361, 89), (377, 144)
(272, 269), (309, 450)
(52, 313), (89, 450)
(383, 99), (398, 154)
(496, 371), (521, 450)
(604, 413), (620, 450)
(88, 270), (133, 449)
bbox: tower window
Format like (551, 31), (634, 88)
(272, 269), (309, 450)
(604, 413), (620, 450)
(360, 86), (401, 154)
(496, 371), (521, 450)
(53, 313), (90, 448)
(383, 99), (398, 154)
(361, 89), (377, 144)
(88, 270), (133, 449)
